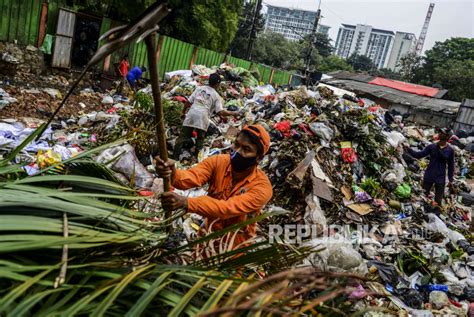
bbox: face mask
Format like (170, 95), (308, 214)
(230, 150), (257, 172)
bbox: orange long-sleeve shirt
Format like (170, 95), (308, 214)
(173, 154), (273, 249)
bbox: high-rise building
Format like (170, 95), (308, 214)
(386, 32), (416, 71)
(335, 24), (395, 69)
(264, 4), (330, 42)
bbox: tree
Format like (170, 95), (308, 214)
(73, 0), (243, 52)
(160, 0), (242, 52)
(433, 59), (474, 101)
(423, 37), (474, 83)
(229, 1), (265, 59)
(252, 32), (301, 70)
(347, 53), (374, 71)
(398, 51), (424, 83)
(295, 33), (333, 72)
(317, 55), (353, 73)
(371, 68), (401, 80)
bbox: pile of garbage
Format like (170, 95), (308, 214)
(0, 41), (45, 76)
(1, 62), (473, 315)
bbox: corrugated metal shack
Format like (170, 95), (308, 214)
(323, 71), (461, 128)
(453, 99), (474, 134)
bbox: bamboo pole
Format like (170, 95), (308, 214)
(145, 34), (171, 221)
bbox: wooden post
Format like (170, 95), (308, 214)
(188, 45), (198, 69)
(103, 55), (111, 72)
(145, 34), (171, 219)
(288, 74), (293, 85)
(36, 1), (48, 47)
(269, 68), (275, 84)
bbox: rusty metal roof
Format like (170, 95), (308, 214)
(323, 78), (461, 114)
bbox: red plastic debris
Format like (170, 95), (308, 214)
(342, 147), (357, 163)
(273, 120), (291, 138)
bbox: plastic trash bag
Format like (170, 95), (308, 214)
(342, 147), (357, 163)
(96, 144), (154, 189)
(368, 260), (400, 286)
(395, 183), (411, 199)
(304, 193), (327, 231)
(309, 122), (334, 145)
(101, 96), (114, 104)
(396, 288), (424, 309)
(383, 131), (406, 147)
(253, 85), (275, 101)
(425, 213), (465, 243)
(36, 149), (62, 169)
(40, 34), (54, 55)
(164, 70), (192, 81)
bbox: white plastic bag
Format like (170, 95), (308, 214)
(426, 213), (465, 243)
(309, 122), (334, 145)
(383, 131), (406, 147)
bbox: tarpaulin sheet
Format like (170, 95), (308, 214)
(369, 77), (439, 98)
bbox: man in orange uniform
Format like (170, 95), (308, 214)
(155, 124), (273, 249)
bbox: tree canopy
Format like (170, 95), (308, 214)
(160, 0), (242, 52)
(317, 55), (353, 73)
(68, 0), (242, 52)
(229, 1), (265, 59)
(252, 32), (301, 69)
(347, 53), (374, 71)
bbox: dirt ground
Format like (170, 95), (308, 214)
(0, 71), (110, 121)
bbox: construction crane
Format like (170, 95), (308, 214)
(415, 3), (435, 55)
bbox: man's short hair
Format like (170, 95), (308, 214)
(209, 73), (221, 86)
(141, 66), (148, 72)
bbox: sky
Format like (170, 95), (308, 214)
(263, 0), (473, 54)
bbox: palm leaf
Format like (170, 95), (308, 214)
(125, 271), (173, 317)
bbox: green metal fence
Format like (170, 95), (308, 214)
(194, 47), (225, 68)
(272, 69), (291, 86)
(0, 0), (42, 45)
(158, 36), (194, 77)
(255, 64), (272, 84)
(228, 56), (251, 70)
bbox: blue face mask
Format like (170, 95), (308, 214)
(230, 150), (257, 172)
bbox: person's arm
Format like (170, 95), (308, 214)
(217, 109), (240, 118)
(214, 95), (240, 118)
(182, 102), (192, 116)
(182, 90), (197, 115)
(155, 155), (215, 190)
(187, 179), (273, 219)
(406, 144), (432, 159)
(447, 150), (455, 183)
